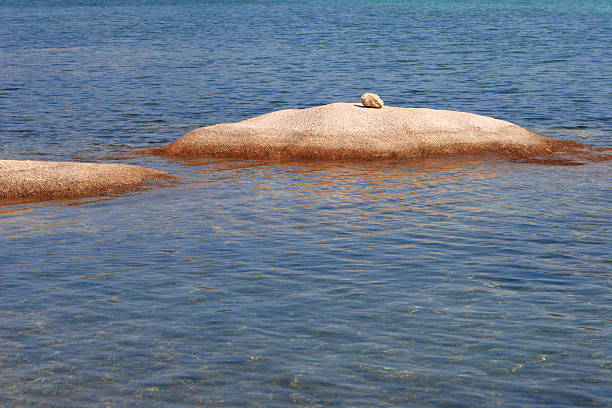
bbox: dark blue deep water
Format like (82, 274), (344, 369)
(1, 1), (611, 406)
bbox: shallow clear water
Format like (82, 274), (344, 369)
(1, 1), (611, 406)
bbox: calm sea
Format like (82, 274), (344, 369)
(1, 1), (611, 406)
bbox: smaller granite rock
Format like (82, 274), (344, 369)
(0, 160), (176, 202)
(360, 92), (384, 109)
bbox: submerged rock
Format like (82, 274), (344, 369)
(139, 102), (605, 163)
(0, 160), (175, 202)
(361, 92), (384, 108)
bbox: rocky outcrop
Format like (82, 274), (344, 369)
(0, 160), (175, 202)
(138, 102), (603, 163)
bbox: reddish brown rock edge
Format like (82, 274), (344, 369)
(143, 138), (610, 164)
(137, 103), (610, 164)
(0, 160), (176, 202)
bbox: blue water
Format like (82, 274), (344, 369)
(1, 1), (611, 406)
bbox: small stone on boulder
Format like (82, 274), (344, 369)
(361, 92), (384, 109)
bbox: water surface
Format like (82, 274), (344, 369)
(1, 1), (611, 406)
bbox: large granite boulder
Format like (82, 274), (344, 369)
(0, 160), (175, 202)
(139, 102), (601, 162)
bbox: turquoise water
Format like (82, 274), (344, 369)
(1, 1), (611, 406)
